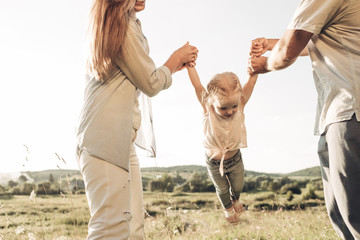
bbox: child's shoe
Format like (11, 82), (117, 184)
(232, 200), (245, 216)
(224, 207), (239, 226)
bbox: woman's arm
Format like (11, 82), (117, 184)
(115, 22), (197, 97)
(186, 66), (207, 113)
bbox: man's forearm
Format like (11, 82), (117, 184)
(266, 29), (312, 71)
(267, 39), (279, 51)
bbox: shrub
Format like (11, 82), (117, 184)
(302, 183), (318, 200)
(267, 181), (281, 192)
(242, 178), (257, 192)
(175, 172), (214, 192)
(254, 192), (276, 201)
(310, 178), (323, 190)
(11, 187), (21, 195)
(286, 191), (294, 201)
(171, 192), (189, 197)
(0, 192), (13, 200)
(280, 183), (301, 195)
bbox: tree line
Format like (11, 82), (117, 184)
(0, 171), (323, 201)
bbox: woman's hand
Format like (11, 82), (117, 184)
(176, 60), (196, 72)
(164, 42), (198, 74)
(174, 41), (198, 65)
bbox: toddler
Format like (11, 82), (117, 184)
(186, 65), (258, 225)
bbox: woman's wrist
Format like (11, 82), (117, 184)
(164, 52), (181, 74)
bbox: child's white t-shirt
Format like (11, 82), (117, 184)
(203, 106), (247, 175)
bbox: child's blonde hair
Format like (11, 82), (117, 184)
(203, 72), (242, 104)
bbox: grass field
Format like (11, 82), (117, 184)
(0, 192), (340, 240)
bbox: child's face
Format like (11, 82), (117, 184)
(212, 91), (241, 119)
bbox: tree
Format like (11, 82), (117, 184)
(243, 178), (257, 192)
(160, 173), (175, 192)
(8, 180), (18, 188)
(49, 174), (55, 183)
(148, 173), (174, 192)
(149, 179), (163, 192)
(37, 182), (51, 195)
(279, 177), (291, 185)
(20, 183), (36, 195)
(18, 175), (28, 183)
(173, 171), (186, 185)
(184, 172), (212, 192)
(70, 178), (85, 193)
(0, 185), (5, 193)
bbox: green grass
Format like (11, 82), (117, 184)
(0, 195), (89, 240)
(0, 192), (340, 240)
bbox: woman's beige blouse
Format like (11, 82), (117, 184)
(76, 16), (172, 171)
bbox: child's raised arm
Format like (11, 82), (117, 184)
(241, 73), (258, 107)
(186, 66), (207, 113)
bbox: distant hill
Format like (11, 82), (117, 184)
(0, 165), (321, 185)
(285, 166), (321, 177)
(141, 165), (320, 178)
(0, 169), (81, 185)
(24, 169), (82, 183)
(141, 165), (207, 173)
(244, 170), (282, 178)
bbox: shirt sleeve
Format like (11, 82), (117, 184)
(115, 20), (172, 97)
(287, 0), (345, 34)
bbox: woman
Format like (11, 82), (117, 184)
(76, 0), (198, 239)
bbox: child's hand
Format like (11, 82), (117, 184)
(177, 59), (196, 72)
(186, 60), (196, 68)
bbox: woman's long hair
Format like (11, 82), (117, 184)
(87, 0), (135, 81)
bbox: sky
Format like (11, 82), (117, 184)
(0, 0), (319, 174)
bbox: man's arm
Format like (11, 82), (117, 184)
(266, 29), (313, 71)
(251, 37), (309, 57)
(249, 30), (312, 74)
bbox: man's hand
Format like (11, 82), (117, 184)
(248, 56), (269, 74)
(250, 38), (270, 57)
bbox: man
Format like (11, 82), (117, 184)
(248, 0), (360, 239)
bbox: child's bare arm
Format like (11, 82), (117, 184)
(186, 66), (207, 113)
(242, 74), (258, 106)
